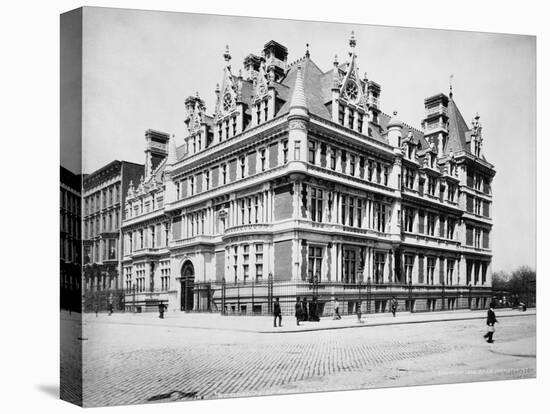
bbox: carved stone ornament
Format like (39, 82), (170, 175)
(289, 119), (307, 130)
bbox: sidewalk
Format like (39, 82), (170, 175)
(83, 308), (536, 334)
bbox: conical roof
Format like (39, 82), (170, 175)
(387, 110), (403, 128)
(289, 65), (308, 117)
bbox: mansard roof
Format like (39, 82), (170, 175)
(277, 56), (331, 119)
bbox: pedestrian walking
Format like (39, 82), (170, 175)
(108, 302), (114, 316)
(302, 297), (308, 322)
(391, 296), (398, 317)
(483, 305), (498, 343)
(295, 297), (302, 326)
(333, 298), (341, 320)
(158, 302), (166, 319)
(273, 297), (282, 327)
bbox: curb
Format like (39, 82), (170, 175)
(258, 311), (536, 334)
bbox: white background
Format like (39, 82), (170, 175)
(1, 1), (547, 413)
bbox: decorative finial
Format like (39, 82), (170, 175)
(223, 45), (231, 63)
(305, 43), (310, 58)
(393, 110), (398, 117)
(333, 54), (339, 67)
(195, 91), (199, 98)
(449, 74), (454, 99)
(349, 30), (356, 49)
(363, 71), (368, 81)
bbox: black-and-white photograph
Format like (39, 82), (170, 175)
(59, 6), (536, 408)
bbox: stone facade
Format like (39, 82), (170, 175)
(120, 36), (495, 314)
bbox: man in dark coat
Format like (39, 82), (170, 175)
(295, 297), (302, 326)
(273, 297), (282, 327)
(158, 303), (166, 319)
(483, 305), (498, 343)
(302, 297), (309, 322)
(391, 296), (398, 317)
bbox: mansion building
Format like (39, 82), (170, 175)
(120, 35), (495, 314)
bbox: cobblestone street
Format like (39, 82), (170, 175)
(78, 312), (536, 407)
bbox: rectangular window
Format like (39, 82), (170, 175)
(341, 195), (346, 225)
(240, 200), (245, 225)
(233, 246), (238, 282)
(404, 254), (414, 283)
(205, 170), (210, 190)
(350, 155), (356, 176)
(330, 149), (336, 170)
(446, 259), (455, 285)
(384, 166), (389, 186)
(447, 183), (456, 202)
(310, 188), (323, 223)
(282, 140), (288, 164)
(404, 207), (414, 232)
(374, 252), (385, 284)
(427, 213), (436, 236)
(307, 246), (323, 282)
(427, 257), (436, 285)
(294, 142), (300, 160)
(343, 249), (357, 283)
(375, 202), (386, 232)
(427, 177), (436, 196)
(243, 245), (249, 283)
(255, 243), (263, 281)
(308, 141), (316, 164)
(357, 199), (362, 228)
(447, 218), (455, 240)
(474, 198), (481, 215)
(348, 197), (354, 226)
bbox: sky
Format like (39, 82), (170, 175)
(64, 6), (536, 272)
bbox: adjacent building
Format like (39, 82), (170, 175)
(121, 35), (495, 314)
(82, 160), (143, 296)
(60, 166), (83, 312)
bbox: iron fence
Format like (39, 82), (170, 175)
(191, 278), (492, 317)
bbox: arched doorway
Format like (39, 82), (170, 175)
(180, 260), (195, 311)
